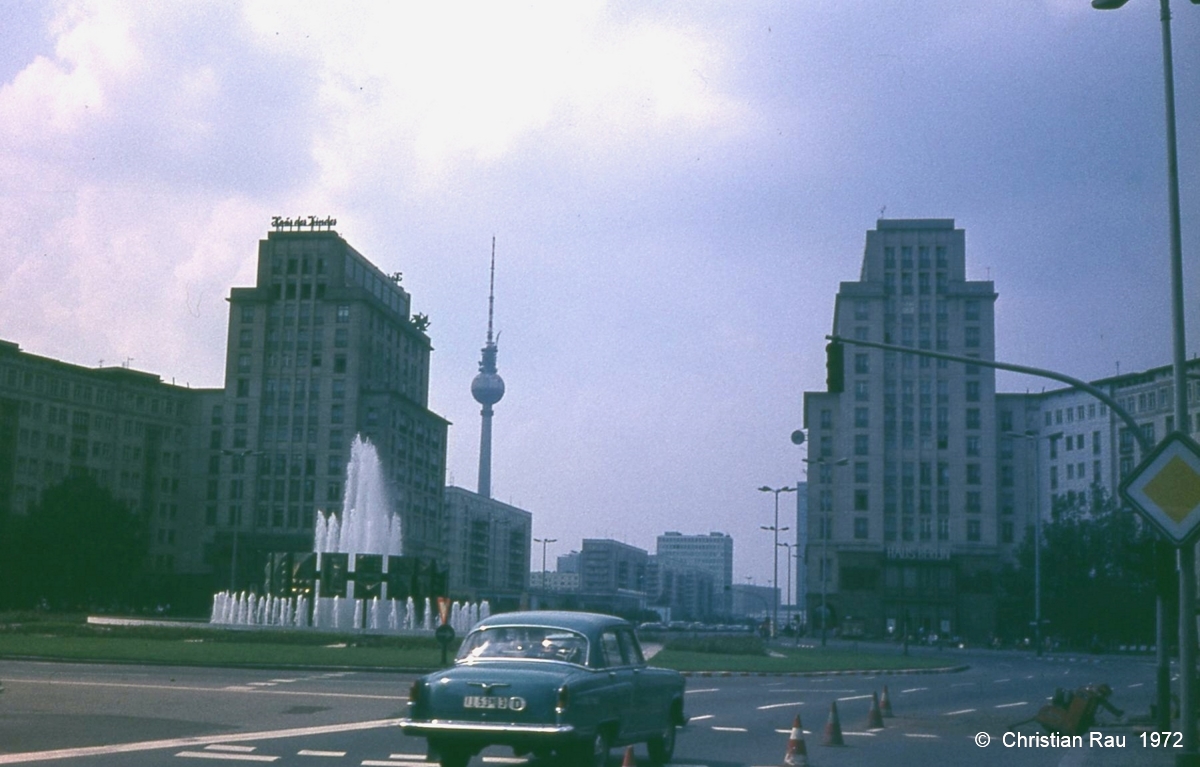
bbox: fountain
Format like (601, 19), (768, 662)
(210, 434), (488, 635)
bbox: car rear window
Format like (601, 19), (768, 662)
(457, 626), (589, 665)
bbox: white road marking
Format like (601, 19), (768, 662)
(945, 708), (977, 716)
(901, 687), (927, 693)
(0, 719), (403, 765)
(688, 714), (715, 722)
(686, 688), (720, 694)
(837, 694), (873, 701)
(176, 753), (278, 763)
(757, 701), (805, 711)
(482, 758), (528, 764)
(205, 746), (258, 753)
(995, 702), (1028, 709)
(362, 761), (426, 767)
(905, 733), (940, 739)
(386, 756), (427, 761)
(842, 731), (877, 737)
(297, 751), (346, 758)
(1129, 683), (1145, 688)
(711, 726), (749, 733)
(17, 678), (402, 701)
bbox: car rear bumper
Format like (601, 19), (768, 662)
(398, 718), (576, 738)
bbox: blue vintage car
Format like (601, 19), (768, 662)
(400, 610), (686, 766)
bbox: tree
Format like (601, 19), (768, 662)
(10, 471), (149, 611)
(998, 487), (1159, 649)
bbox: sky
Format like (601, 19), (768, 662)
(1, 1), (1197, 589)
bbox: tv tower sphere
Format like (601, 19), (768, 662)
(471, 369), (505, 406)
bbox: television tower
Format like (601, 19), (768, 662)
(471, 238), (505, 498)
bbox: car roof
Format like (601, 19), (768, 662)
(472, 610), (632, 635)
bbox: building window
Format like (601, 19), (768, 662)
(967, 519), (981, 541)
(966, 436), (980, 456)
(855, 462), (869, 483)
(854, 517), (868, 539)
(855, 407), (869, 428)
(1001, 521), (1014, 543)
(966, 408), (981, 430)
(337, 304), (350, 322)
(854, 489), (869, 511)
(855, 434), (869, 456)
(855, 354), (869, 375)
(966, 490), (981, 513)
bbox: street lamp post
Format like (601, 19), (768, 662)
(534, 537), (556, 591)
(220, 448), (265, 592)
(778, 541), (794, 635)
(759, 485), (796, 638)
(803, 457), (848, 646)
(1092, 0), (1194, 750)
(1006, 431), (1045, 656)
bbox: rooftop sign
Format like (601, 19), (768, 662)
(271, 215), (337, 231)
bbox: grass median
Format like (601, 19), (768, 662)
(0, 614), (960, 674)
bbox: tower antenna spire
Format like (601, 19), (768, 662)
(471, 237), (505, 498)
(487, 236), (496, 345)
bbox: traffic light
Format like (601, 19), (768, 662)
(826, 340), (845, 393)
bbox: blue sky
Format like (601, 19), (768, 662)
(1, 1), (1197, 587)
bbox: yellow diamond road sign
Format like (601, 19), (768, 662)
(1121, 433), (1200, 545)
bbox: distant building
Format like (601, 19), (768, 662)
(577, 538), (649, 616)
(730, 583), (777, 621)
(0, 341), (208, 600)
(444, 485), (530, 604)
(557, 550), (580, 573)
(528, 570), (580, 592)
(655, 531), (733, 615)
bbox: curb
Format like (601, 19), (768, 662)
(680, 665), (969, 678)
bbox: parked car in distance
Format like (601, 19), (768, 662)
(400, 610), (687, 767)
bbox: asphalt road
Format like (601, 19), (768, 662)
(0, 647), (1175, 767)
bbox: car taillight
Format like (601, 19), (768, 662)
(555, 684), (569, 714)
(408, 679), (423, 706)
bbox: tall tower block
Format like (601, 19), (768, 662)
(471, 239), (505, 498)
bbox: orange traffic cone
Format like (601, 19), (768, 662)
(785, 712), (809, 766)
(821, 701), (845, 746)
(880, 685), (894, 718)
(622, 745), (636, 766)
(866, 691), (885, 729)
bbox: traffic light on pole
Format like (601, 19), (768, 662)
(826, 340), (844, 393)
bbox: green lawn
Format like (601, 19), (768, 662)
(0, 615), (964, 674)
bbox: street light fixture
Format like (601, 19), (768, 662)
(803, 457), (848, 646)
(1092, 0), (1196, 749)
(534, 537), (557, 590)
(759, 485), (796, 638)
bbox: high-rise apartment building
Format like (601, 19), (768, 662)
(656, 531), (733, 614)
(0, 342), (205, 595)
(804, 219), (1001, 641)
(208, 222), (449, 589)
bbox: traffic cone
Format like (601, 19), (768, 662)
(866, 691), (885, 729)
(622, 745), (636, 766)
(880, 685), (894, 718)
(821, 701), (845, 746)
(784, 713), (809, 765)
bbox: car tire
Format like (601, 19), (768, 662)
(437, 748), (471, 767)
(568, 729), (611, 767)
(647, 723), (676, 764)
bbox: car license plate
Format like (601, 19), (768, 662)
(463, 695), (526, 711)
